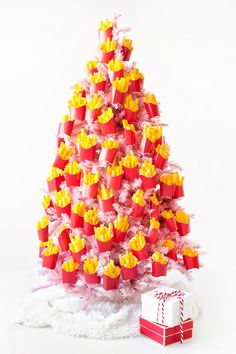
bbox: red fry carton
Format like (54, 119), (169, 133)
(82, 181), (99, 199)
(141, 174), (157, 191)
(90, 80), (106, 95)
(140, 136), (154, 154)
(55, 203), (71, 217)
(165, 217), (177, 233)
(96, 238), (113, 253)
(122, 45), (132, 61)
(98, 117), (116, 135)
(99, 146), (117, 163)
(64, 171), (81, 187)
(160, 182), (176, 198)
(42, 252), (58, 269)
(182, 249), (199, 270)
(70, 105), (86, 121)
(121, 264), (138, 280)
(113, 227), (127, 243)
(84, 271), (101, 284)
(107, 173), (123, 190)
(123, 165), (139, 180)
(112, 88), (125, 105)
(58, 227), (71, 252)
(83, 221), (99, 236)
(108, 68), (124, 82)
(37, 225), (49, 242)
(131, 245), (148, 261)
(87, 107), (101, 121)
(78, 144), (96, 162)
(144, 102), (160, 118)
(103, 274), (119, 291)
(151, 203), (160, 219)
(71, 212), (84, 229)
(166, 248), (177, 262)
(147, 226), (159, 244)
(124, 108), (137, 123)
(128, 78), (142, 93)
(99, 26), (113, 43)
(153, 152), (167, 170)
(173, 184), (184, 199)
(131, 202), (145, 218)
(47, 175), (64, 192)
(124, 128), (136, 145)
(140, 317), (193, 346)
(99, 49), (115, 64)
(141, 286), (193, 327)
(151, 260), (168, 277)
(70, 246), (86, 263)
(177, 221), (190, 236)
(62, 269), (78, 284)
(98, 196), (114, 212)
(53, 155), (69, 171)
(58, 119), (74, 137)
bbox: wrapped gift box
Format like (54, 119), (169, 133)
(141, 286), (192, 327)
(140, 316), (193, 346)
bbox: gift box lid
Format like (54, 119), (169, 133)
(141, 286), (192, 328)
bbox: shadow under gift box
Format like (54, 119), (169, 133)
(146, 226), (159, 244)
(113, 226), (127, 243)
(139, 317), (193, 346)
(82, 182), (99, 199)
(173, 184), (184, 199)
(53, 155), (69, 171)
(103, 274), (119, 290)
(121, 45), (132, 61)
(90, 80), (106, 95)
(64, 171), (81, 187)
(99, 146), (117, 163)
(131, 202), (145, 218)
(124, 129), (136, 145)
(121, 264), (138, 280)
(96, 237), (113, 253)
(98, 196), (115, 212)
(128, 78), (142, 93)
(140, 136), (154, 154)
(108, 68), (123, 82)
(70, 246), (86, 263)
(42, 252), (58, 269)
(131, 245), (148, 261)
(177, 221), (190, 236)
(47, 175), (64, 192)
(151, 202), (160, 219)
(165, 248), (177, 261)
(99, 49), (115, 64)
(71, 211), (84, 228)
(84, 271), (101, 284)
(83, 221), (99, 236)
(124, 107), (137, 123)
(107, 173), (123, 189)
(144, 102), (160, 118)
(86, 107), (101, 121)
(164, 217), (177, 233)
(55, 203), (71, 217)
(183, 255), (199, 270)
(160, 182), (176, 198)
(70, 105), (86, 121)
(123, 165), (139, 180)
(62, 269), (78, 284)
(151, 260), (168, 277)
(153, 152), (167, 170)
(112, 88), (125, 105)
(58, 228), (71, 252)
(99, 117), (116, 135)
(37, 225), (48, 242)
(141, 174), (157, 191)
(99, 27), (113, 43)
(78, 144), (96, 162)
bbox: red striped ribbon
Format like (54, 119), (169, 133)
(155, 290), (185, 343)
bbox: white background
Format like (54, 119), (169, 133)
(0, 0), (235, 353)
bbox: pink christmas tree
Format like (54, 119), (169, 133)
(36, 17), (200, 295)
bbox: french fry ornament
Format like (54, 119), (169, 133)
(182, 248), (199, 270)
(83, 256), (101, 284)
(122, 119), (136, 145)
(151, 251), (168, 277)
(97, 184), (114, 212)
(119, 250), (138, 280)
(36, 18), (200, 292)
(98, 107), (116, 135)
(144, 92), (160, 118)
(108, 59), (124, 82)
(113, 214), (129, 243)
(76, 128), (97, 162)
(61, 258), (78, 284)
(69, 234), (86, 263)
(175, 210), (190, 236)
(103, 259), (121, 291)
(129, 231), (148, 260)
(95, 223), (113, 252)
(124, 95), (139, 123)
(64, 161), (81, 187)
(121, 37), (133, 61)
(83, 208), (99, 236)
(70, 201), (86, 229)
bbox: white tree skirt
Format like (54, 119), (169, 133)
(12, 271), (200, 340)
